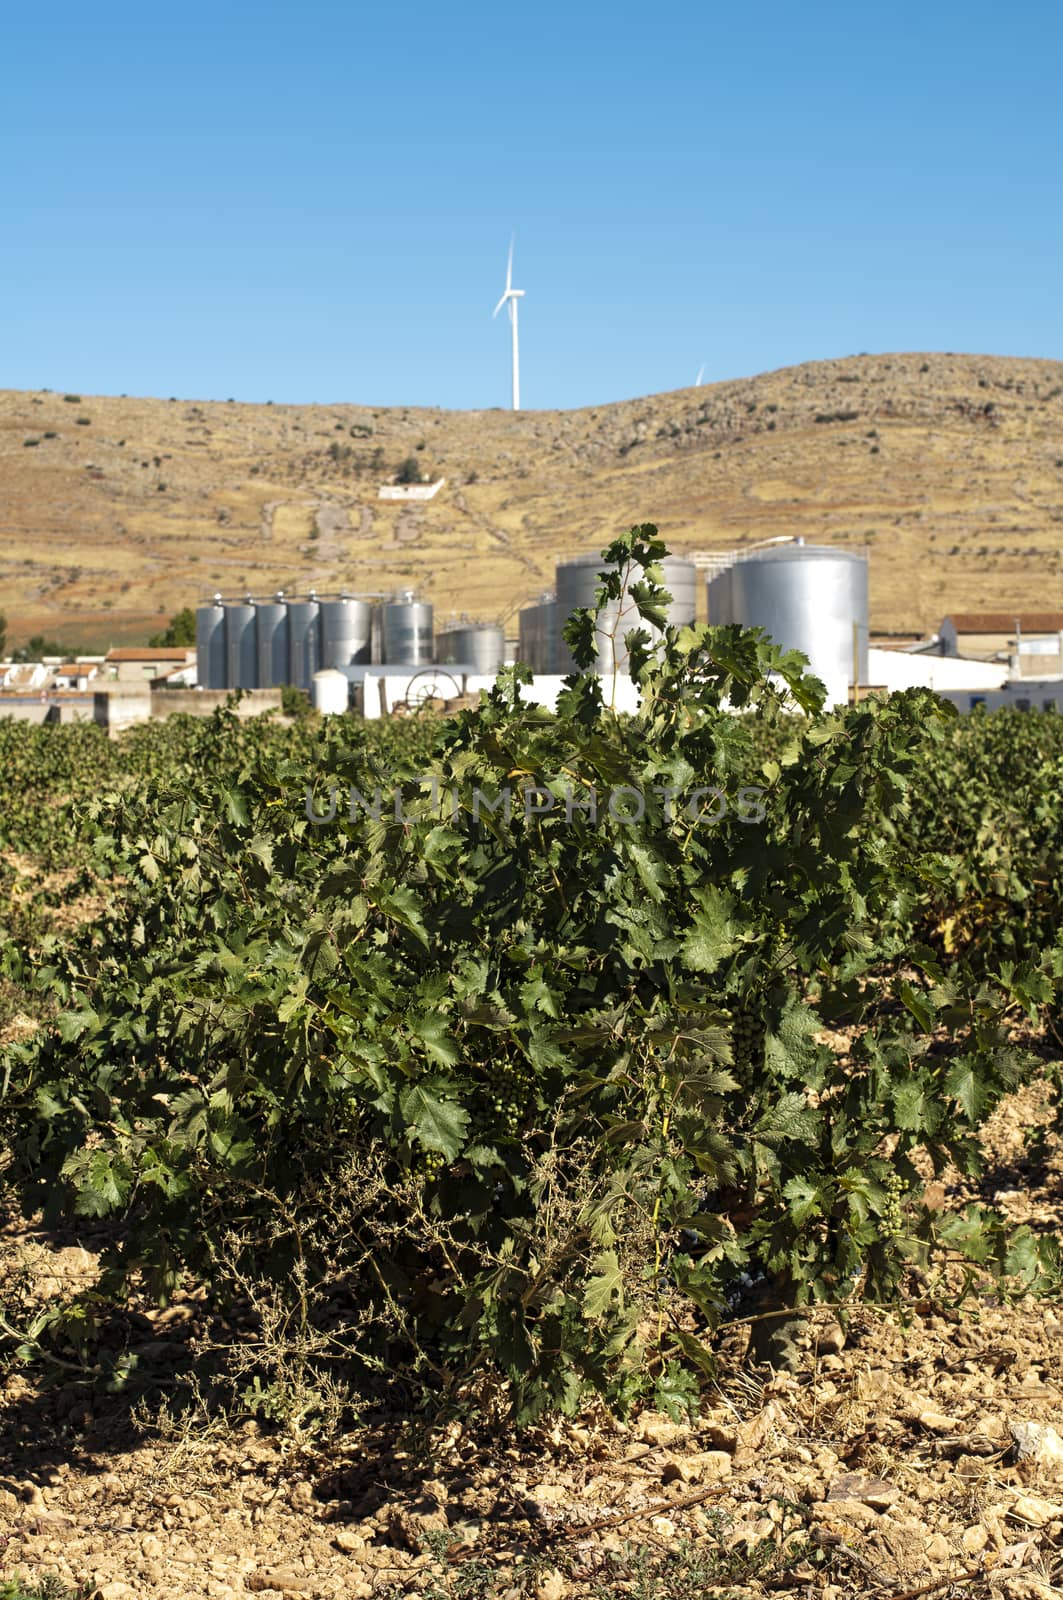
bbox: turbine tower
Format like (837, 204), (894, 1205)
(492, 235), (525, 410)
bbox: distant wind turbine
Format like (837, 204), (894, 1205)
(695, 364), (706, 387)
(493, 235), (525, 410)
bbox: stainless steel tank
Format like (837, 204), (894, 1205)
(554, 553), (698, 674)
(320, 597), (373, 669)
(706, 564), (734, 626)
(435, 624), (505, 674)
(195, 600), (226, 689)
(256, 596), (289, 687)
(518, 597), (557, 674)
(382, 595), (433, 666)
(707, 543), (869, 688)
(286, 599), (321, 690)
(225, 602), (258, 690)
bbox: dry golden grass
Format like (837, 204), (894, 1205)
(2, 351), (1062, 650)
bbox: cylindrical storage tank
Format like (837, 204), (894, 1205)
(256, 598), (289, 687)
(225, 602), (258, 690)
(725, 544), (869, 689)
(195, 601), (226, 689)
(312, 668), (349, 716)
(518, 598), (557, 674)
(660, 555), (698, 628)
(286, 600), (321, 690)
(436, 624), (505, 674)
(320, 598), (373, 669)
(554, 553), (698, 674)
(706, 565), (736, 626)
(383, 597), (433, 666)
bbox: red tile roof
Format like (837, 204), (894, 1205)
(943, 613), (1063, 633)
(104, 647), (195, 662)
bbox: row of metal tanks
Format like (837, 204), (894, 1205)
(195, 593), (508, 690)
(519, 544), (869, 688)
(198, 543), (869, 693)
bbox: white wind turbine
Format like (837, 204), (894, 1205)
(492, 235), (525, 410)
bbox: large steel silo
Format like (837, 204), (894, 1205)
(383, 594), (433, 666)
(554, 552), (698, 675)
(195, 599), (226, 689)
(435, 624), (505, 674)
(256, 595), (289, 687)
(706, 565), (735, 626)
(225, 601), (258, 690)
(320, 597), (373, 670)
(286, 599), (321, 690)
(518, 597), (557, 674)
(710, 543), (869, 689)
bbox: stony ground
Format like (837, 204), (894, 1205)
(1, 1085), (1061, 1600)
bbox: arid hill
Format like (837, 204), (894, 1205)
(2, 352), (1062, 650)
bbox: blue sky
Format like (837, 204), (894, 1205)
(3, 0), (1061, 409)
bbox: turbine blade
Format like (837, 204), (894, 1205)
(492, 291), (508, 318)
(506, 234), (514, 291)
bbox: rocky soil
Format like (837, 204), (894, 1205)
(1, 1086), (1061, 1600)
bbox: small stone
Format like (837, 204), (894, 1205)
(925, 1533), (950, 1563)
(827, 1473), (899, 1509)
(661, 1449), (731, 1484)
(288, 1480), (314, 1511)
(1010, 1495), (1063, 1528)
(917, 1409), (957, 1433)
(247, 1571), (315, 1594)
(962, 1525), (988, 1555)
(636, 1411), (689, 1447)
(94, 1587), (136, 1600)
(816, 1326), (845, 1356)
(650, 1516), (677, 1538)
(141, 1535), (163, 1559)
(523, 1487), (567, 1520)
(333, 1529), (366, 1553)
(1010, 1420), (1063, 1470)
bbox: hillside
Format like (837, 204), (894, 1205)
(2, 352), (1062, 650)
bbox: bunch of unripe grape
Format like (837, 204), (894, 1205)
(420, 1149), (447, 1179)
(878, 1169), (907, 1240)
(729, 1003), (767, 1070)
(487, 1058), (532, 1136)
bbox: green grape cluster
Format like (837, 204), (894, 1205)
(420, 1149), (447, 1179)
(487, 1058), (533, 1135)
(730, 1003), (767, 1071)
(878, 1170), (907, 1240)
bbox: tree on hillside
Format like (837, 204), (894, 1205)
(149, 608), (197, 648)
(395, 455), (424, 485)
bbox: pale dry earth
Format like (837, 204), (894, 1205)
(1, 1083), (1062, 1600)
(2, 352), (1063, 650)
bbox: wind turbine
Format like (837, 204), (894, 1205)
(695, 363), (706, 387)
(493, 235), (525, 410)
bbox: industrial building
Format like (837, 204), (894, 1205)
(182, 543), (1063, 722)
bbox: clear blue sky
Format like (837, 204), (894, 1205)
(3, 0), (1061, 410)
